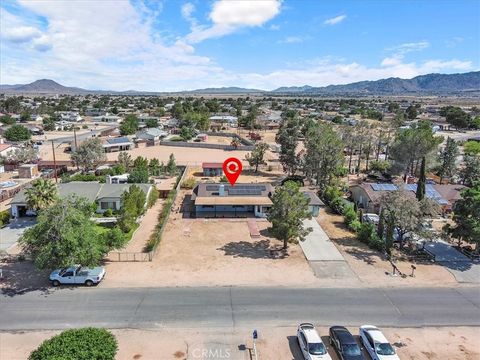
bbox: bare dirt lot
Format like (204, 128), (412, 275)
(104, 215), (319, 288)
(1, 326), (478, 360)
(316, 206), (458, 288)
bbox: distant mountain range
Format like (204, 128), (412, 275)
(1, 71), (479, 96)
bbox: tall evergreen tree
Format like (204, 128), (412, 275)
(438, 137), (459, 184)
(416, 157), (426, 201)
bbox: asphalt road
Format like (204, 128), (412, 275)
(1, 287), (479, 331)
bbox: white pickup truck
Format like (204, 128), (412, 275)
(49, 265), (106, 287)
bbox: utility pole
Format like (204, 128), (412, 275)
(51, 140), (58, 183)
(73, 127), (79, 170)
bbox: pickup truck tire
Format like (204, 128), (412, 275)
(85, 280), (94, 287)
(52, 280), (60, 287)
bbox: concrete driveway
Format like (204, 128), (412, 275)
(424, 241), (479, 283)
(0, 218), (36, 252)
(300, 219), (356, 279)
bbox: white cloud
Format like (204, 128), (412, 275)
(269, 24), (280, 31)
(389, 41), (430, 55)
(186, 0), (281, 43)
(278, 36), (303, 44)
(324, 15), (346, 26)
(2, 26), (41, 43)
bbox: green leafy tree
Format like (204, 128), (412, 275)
(267, 181), (312, 249)
(20, 109), (32, 122)
(276, 115), (301, 175)
(389, 121), (443, 180)
(118, 185), (147, 232)
(133, 156), (148, 170)
(447, 183), (480, 253)
(71, 138), (107, 171)
(127, 168), (149, 183)
(119, 114), (139, 135)
(463, 140), (480, 155)
(166, 153), (177, 175)
(460, 155), (480, 187)
(25, 179), (58, 212)
(118, 151), (133, 170)
(303, 122), (344, 191)
(441, 106), (471, 129)
(145, 118), (158, 128)
(3, 147), (37, 165)
(42, 117), (56, 131)
(406, 105), (418, 120)
(149, 158), (161, 176)
(381, 188), (440, 248)
(246, 142), (269, 172)
(0, 114), (15, 125)
(20, 196), (107, 269)
(438, 137), (459, 184)
(180, 125), (194, 140)
(29, 327), (118, 360)
(4, 124), (31, 141)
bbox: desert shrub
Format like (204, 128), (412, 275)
(104, 226), (127, 249)
(29, 327), (117, 360)
(343, 204), (358, 226)
(0, 210), (10, 227)
(146, 190), (176, 251)
(180, 177), (196, 189)
(370, 160), (391, 172)
(219, 175), (228, 183)
(348, 219), (362, 232)
(169, 136), (183, 141)
(368, 235), (385, 251)
(358, 222), (376, 244)
(147, 187), (159, 207)
(64, 173), (105, 183)
(104, 209), (114, 217)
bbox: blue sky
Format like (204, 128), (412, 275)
(1, 0), (479, 91)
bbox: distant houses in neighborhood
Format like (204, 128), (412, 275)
(10, 182), (153, 217)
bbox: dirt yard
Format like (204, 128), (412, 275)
(316, 206), (458, 287)
(104, 216), (320, 288)
(1, 326), (478, 360)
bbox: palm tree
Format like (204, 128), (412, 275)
(25, 178), (58, 212)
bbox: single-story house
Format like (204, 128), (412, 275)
(0, 143), (21, 157)
(191, 183), (274, 218)
(135, 128), (168, 144)
(93, 114), (122, 123)
(302, 190), (324, 216)
(102, 137), (133, 152)
(202, 162), (223, 176)
(209, 115), (238, 125)
(350, 182), (465, 214)
(10, 182), (152, 217)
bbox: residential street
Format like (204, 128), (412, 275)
(1, 286), (479, 331)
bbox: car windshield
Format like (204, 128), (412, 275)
(309, 342), (327, 355)
(342, 344), (361, 356)
(376, 343), (396, 355)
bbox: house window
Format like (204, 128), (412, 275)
(100, 202), (109, 210)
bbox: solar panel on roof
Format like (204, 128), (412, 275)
(371, 183), (397, 191)
(107, 137), (130, 144)
(206, 185), (219, 191)
(228, 189), (262, 195)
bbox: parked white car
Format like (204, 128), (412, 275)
(297, 323), (332, 360)
(359, 325), (399, 360)
(49, 265), (106, 287)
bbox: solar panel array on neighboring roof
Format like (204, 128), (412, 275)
(206, 185), (220, 191)
(405, 184), (449, 204)
(371, 183), (397, 191)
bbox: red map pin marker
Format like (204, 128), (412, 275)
(223, 157), (242, 186)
